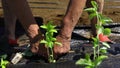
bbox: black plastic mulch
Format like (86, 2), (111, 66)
(0, 22), (120, 68)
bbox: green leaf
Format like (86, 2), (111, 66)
(92, 37), (98, 43)
(47, 22), (56, 30)
(85, 66), (94, 68)
(1, 59), (3, 65)
(89, 13), (97, 20)
(100, 47), (107, 53)
(102, 42), (110, 48)
(76, 54), (93, 67)
(103, 28), (111, 35)
(85, 8), (96, 13)
(2, 66), (5, 68)
(104, 18), (113, 23)
(95, 24), (101, 29)
(49, 29), (57, 33)
(100, 49), (107, 54)
(98, 14), (112, 25)
(2, 61), (9, 65)
(1, 58), (9, 68)
(98, 14), (104, 24)
(40, 25), (47, 29)
(85, 54), (91, 61)
(97, 26), (103, 35)
(101, 16), (113, 24)
(92, 37), (99, 47)
(40, 40), (47, 44)
(76, 59), (92, 66)
(55, 42), (62, 46)
(95, 55), (108, 66)
(48, 25), (54, 30)
(51, 38), (56, 41)
(48, 42), (53, 48)
(91, 1), (98, 11)
(100, 47), (107, 50)
(76, 59), (85, 65)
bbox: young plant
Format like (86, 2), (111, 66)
(40, 21), (61, 63)
(76, 1), (113, 68)
(0, 54), (9, 68)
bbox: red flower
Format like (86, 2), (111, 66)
(99, 33), (111, 42)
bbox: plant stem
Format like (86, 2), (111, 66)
(97, 44), (100, 57)
(48, 47), (55, 63)
(51, 47), (54, 62)
(47, 47), (50, 61)
(93, 47), (96, 60)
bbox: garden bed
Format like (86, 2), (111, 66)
(0, 23), (120, 68)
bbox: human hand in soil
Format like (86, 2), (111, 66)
(29, 30), (48, 59)
(30, 33), (71, 60)
(53, 34), (71, 59)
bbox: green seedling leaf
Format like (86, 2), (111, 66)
(95, 24), (102, 29)
(50, 29), (57, 33)
(1, 58), (9, 68)
(92, 37), (99, 48)
(102, 42), (110, 48)
(76, 54), (94, 68)
(40, 25), (47, 29)
(104, 17), (113, 23)
(100, 47), (107, 50)
(55, 42), (62, 46)
(2, 66), (5, 68)
(76, 59), (92, 66)
(2, 61), (9, 65)
(46, 23), (56, 30)
(89, 13), (97, 20)
(97, 14), (112, 24)
(92, 37), (98, 43)
(101, 16), (113, 24)
(48, 25), (55, 30)
(100, 47), (107, 53)
(85, 66), (93, 68)
(51, 38), (56, 41)
(96, 26), (103, 35)
(85, 54), (91, 61)
(76, 59), (86, 65)
(95, 55), (108, 66)
(91, 1), (98, 11)
(85, 8), (96, 13)
(103, 28), (111, 35)
(48, 42), (53, 48)
(40, 40), (47, 44)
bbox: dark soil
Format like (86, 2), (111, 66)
(0, 16), (120, 68)
(0, 0), (119, 68)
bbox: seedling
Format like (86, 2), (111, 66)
(0, 54), (9, 68)
(40, 21), (61, 63)
(76, 1), (113, 68)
